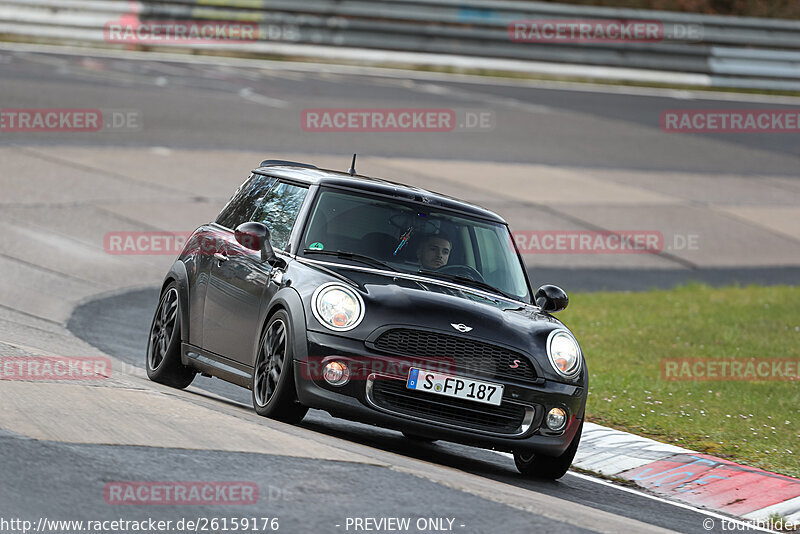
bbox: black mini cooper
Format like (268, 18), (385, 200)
(147, 159), (587, 479)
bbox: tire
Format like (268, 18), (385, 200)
(146, 283), (196, 389)
(402, 432), (437, 443)
(252, 310), (308, 424)
(514, 421), (583, 480)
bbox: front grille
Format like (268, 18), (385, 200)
(373, 329), (537, 382)
(370, 378), (529, 434)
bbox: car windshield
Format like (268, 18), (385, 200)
(300, 188), (531, 301)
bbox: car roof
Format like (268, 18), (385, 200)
(253, 162), (506, 224)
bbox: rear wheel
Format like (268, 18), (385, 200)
(514, 421), (583, 480)
(146, 283), (196, 389)
(252, 310), (308, 424)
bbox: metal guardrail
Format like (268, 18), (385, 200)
(1, 0), (800, 90)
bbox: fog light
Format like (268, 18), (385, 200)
(546, 407), (567, 431)
(322, 361), (350, 386)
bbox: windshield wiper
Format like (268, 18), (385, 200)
(303, 249), (399, 272)
(417, 270), (516, 300)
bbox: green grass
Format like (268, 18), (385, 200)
(559, 284), (800, 478)
(767, 513), (800, 532)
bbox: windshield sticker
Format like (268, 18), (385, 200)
(309, 242), (324, 251)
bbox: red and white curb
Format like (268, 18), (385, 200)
(573, 422), (800, 522)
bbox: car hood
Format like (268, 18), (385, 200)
(361, 276), (562, 342)
(296, 260), (565, 350)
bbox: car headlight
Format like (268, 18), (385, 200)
(546, 330), (582, 378)
(312, 283), (365, 332)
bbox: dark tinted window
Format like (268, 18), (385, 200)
(215, 174), (276, 229)
(251, 182), (309, 252)
(302, 189), (530, 300)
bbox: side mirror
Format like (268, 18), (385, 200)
(235, 222), (278, 265)
(535, 285), (569, 313)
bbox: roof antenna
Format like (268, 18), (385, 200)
(347, 154), (357, 176)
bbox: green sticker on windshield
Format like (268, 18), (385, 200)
(309, 242), (324, 250)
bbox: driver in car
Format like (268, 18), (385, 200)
(417, 234), (451, 271)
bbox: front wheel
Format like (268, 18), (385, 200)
(146, 283), (196, 389)
(252, 310), (308, 424)
(513, 421), (583, 480)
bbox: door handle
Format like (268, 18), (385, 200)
(213, 252), (228, 262)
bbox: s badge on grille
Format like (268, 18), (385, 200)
(450, 323), (472, 333)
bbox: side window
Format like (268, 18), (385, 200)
(215, 174), (276, 229)
(251, 182), (309, 252)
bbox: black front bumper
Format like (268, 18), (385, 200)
(293, 331), (586, 456)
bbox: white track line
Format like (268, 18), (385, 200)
(493, 451), (775, 532)
(238, 87), (289, 109)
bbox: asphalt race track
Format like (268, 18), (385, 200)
(1, 43), (798, 534)
(3, 45), (800, 291)
(3, 47), (800, 173)
(66, 287), (728, 534)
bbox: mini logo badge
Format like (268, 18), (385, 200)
(451, 323), (472, 333)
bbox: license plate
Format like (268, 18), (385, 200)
(406, 368), (503, 406)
